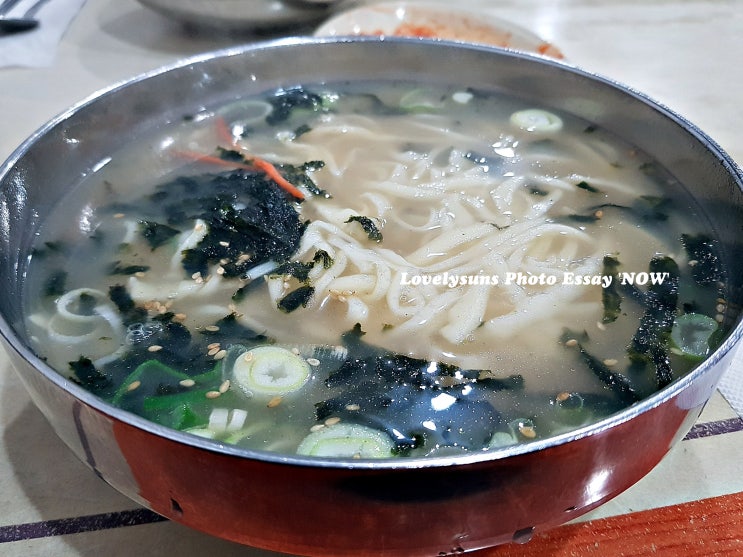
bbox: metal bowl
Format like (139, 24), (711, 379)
(135, 0), (337, 31)
(1, 38), (742, 556)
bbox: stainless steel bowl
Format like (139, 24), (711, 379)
(135, 0), (338, 31)
(1, 38), (742, 556)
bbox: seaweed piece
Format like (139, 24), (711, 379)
(108, 284), (147, 325)
(575, 180), (600, 193)
(681, 233), (725, 286)
(277, 286), (314, 313)
(266, 86), (324, 125)
(313, 249), (334, 269)
(318, 333), (521, 453)
(107, 262), (151, 276)
(172, 171), (306, 278)
(232, 278), (265, 303)
(270, 261), (316, 283)
(601, 255), (622, 323)
(140, 220), (180, 250)
(278, 161), (330, 198)
(627, 256), (680, 389)
(69, 356), (112, 394)
(199, 312), (269, 344)
(43, 269), (67, 297)
(561, 331), (642, 405)
(345, 216), (383, 242)
(559, 196), (673, 225)
(628, 256), (680, 358)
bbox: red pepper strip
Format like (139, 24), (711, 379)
(214, 116), (305, 201)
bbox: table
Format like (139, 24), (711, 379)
(1, 1), (742, 555)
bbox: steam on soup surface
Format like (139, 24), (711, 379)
(25, 82), (729, 458)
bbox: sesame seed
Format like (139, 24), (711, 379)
(216, 266), (226, 275)
(134, 271), (146, 278)
(207, 347), (220, 356)
(214, 349), (227, 360)
(688, 259), (698, 267)
(594, 210), (604, 219)
(519, 425), (537, 439)
(291, 347), (300, 355)
(179, 379), (196, 387)
(267, 396), (283, 408)
(345, 403), (361, 411)
(219, 241), (230, 247)
(717, 303), (726, 313)
(324, 417), (341, 426)
(191, 272), (202, 280)
(243, 351), (254, 362)
(218, 379), (230, 393)
(310, 424), (325, 432)
(205, 391), (221, 399)
(204, 325), (220, 332)
(127, 380), (141, 392)
(596, 321), (607, 331)
(556, 392), (570, 402)
(565, 338), (578, 348)
(715, 313), (725, 323)
(148, 345), (163, 352)
(174, 313), (187, 321)
(207, 342), (221, 350)
(603, 358), (618, 366)
(113, 213), (125, 219)
(307, 357), (321, 367)
(337, 295), (347, 303)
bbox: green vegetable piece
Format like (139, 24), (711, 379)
(140, 220), (180, 250)
(112, 359), (191, 406)
(296, 423), (395, 458)
(671, 313), (719, 359)
(345, 216), (383, 242)
(277, 286), (314, 313)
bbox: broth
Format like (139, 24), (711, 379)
(24, 81), (729, 458)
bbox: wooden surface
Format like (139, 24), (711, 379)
(482, 491), (743, 556)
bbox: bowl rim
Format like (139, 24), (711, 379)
(1, 36), (742, 470)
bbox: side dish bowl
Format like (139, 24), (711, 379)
(0, 38), (742, 556)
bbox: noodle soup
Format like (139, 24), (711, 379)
(24, 82), (728, 458)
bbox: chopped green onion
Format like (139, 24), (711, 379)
(510, 109), (563, 133)
(296, 423), (395, 458)
(671, 313), (719, 359)
(231, 346), (311, 397)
